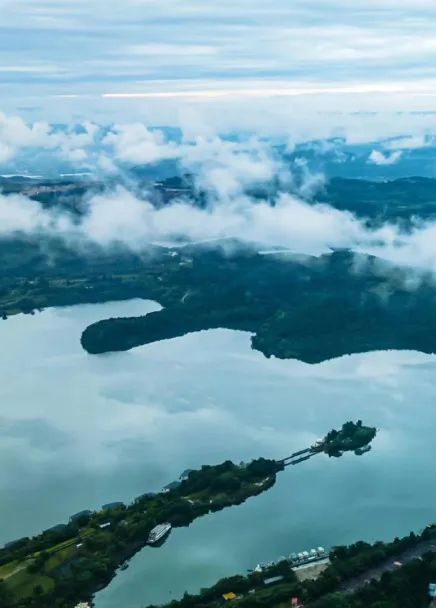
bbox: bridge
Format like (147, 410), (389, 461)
(278, 445), (323, 467)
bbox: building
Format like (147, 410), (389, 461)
(264, 575), (284, 586)
(222, 592), (237, 601)
(70, 510), (92, 523)
(179, 469), (194, 480)
(429, 583), (436, 598)
(99, 522), (111, 529)
(102, 502), (124, 511)
(162, 481), (181, 493)
(4, 537), (28, 550)
(134, 492), (156, 504)
(45, 524), (68, 534)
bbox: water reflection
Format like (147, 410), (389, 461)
(0, 301), (436, 607)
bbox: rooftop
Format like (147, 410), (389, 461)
(134, 492), (156, 503)
(70, 510), (92, 521)
(102, 502), (124, 510)
(45, 524), (68, 534)
(163, 481), (181, 492)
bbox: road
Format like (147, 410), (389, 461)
(340, 539), (436, 594)
(1, 561), (30, 581)
(294, 559), (330, 582)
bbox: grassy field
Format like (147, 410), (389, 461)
(4, 568), (54, 600)
(0, 560), (22, 580)
(0, 529), (97, 601)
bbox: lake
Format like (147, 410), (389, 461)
(1, 300), (436, 607)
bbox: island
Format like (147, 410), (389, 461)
(321, 420), (377, 458)
(0, 421), (376, 608)
(279, 420), (377, 467)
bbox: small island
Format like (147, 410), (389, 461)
(280, 420), (377, 467)
(320, 420), (376, 458)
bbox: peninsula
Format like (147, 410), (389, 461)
(0, 421), (376, 608)
(0, 234), (436, 364)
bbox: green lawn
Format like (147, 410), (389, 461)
(5, 568), (54, 600)
(0, 560), (20, 579)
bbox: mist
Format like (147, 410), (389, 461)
(2, 112), (436, 275)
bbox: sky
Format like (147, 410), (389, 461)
(2, 0), (436, 124)
(4, 0), (436, 272)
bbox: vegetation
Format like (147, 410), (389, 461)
(1, 220), (436, 364)
(149, 525), (436, 608)
(0, 458), (282, 608)
(75, 246), (436, 363)
(318, 176), (436, 225)
(0, 418), (377, 608)
(320, 421), (377, 458)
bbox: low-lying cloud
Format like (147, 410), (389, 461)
(4, 181), (436, 276)
(2, 112), (436, 275)
(368, 149), (403, 165)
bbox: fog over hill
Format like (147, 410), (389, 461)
(1, 114), (436, 276)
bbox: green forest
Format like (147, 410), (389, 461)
(150, 527), (436, 608)
(0, 458), (281, 608)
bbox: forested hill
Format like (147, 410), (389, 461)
(80, 247), (436, 363)
(4, 175), (436, 223)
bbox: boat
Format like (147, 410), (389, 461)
(147, 523), (172, 545)
(254, 547), (328, 572)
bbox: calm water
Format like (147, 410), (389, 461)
(1, 300), (436, 607)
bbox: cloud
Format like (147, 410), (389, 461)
(180, 137), (280, 199)
(3, 0), (436, 120)
(3, 112), (436, 276)
(384, 135), (430, 150)
(0, 112), (99, 166)
(2, 168), (436, 277)
(0, 192), (55, 234)
(102, 124), (179, 165)
(368, 150), (403, 165)
(0, 185), (362, 254)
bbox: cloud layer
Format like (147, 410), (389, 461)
(1, 111), (436, 275)
(3, 163), (436, 276)
(3, 1), (436, 122)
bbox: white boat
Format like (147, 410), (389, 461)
(147, 523), (172, 545)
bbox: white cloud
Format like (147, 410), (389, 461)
(384, 135), (429, 150)
(368, 150), (403, 165)
(3, 0), (436, 118)
(5, 161), (436, 276)
(3, 112), (436, 276)
(102, 124), (179, 165)
(180, 137), (279, 199)
(0, 112), (99, 166)
(0, 193), (53, 234)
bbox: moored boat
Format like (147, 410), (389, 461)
(147, 523), (172, 545)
